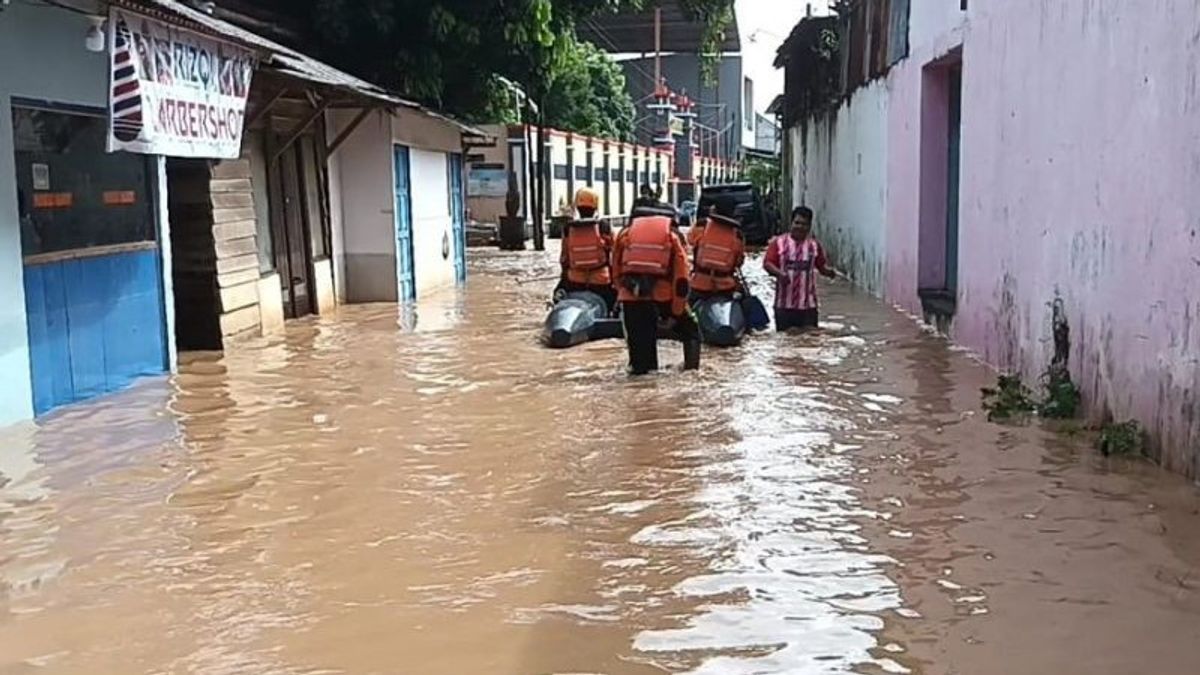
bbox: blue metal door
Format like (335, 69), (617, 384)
(447, 152), (467, 284)
(393, 145), (416, 302)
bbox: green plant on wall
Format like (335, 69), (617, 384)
(981, 374), (1036, 422)
(1097, 421), (1145, 456)
(1037, 364), (1081, 419)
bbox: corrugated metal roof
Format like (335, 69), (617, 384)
(114, 0), (488, 136)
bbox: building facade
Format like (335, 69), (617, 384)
(0, 0), (475, 425)
(328, 107), (472, 304)
(466, 124), (740, 228)
(777, 0), (1200, 477)
(0, 0), (172, 423)
(617, 53), (752, 160)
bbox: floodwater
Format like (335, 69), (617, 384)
(1, 247), (1199, 675)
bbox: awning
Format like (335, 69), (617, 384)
(111, 0), (489, 138)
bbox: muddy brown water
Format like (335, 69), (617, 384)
(1, 248), (1198, 675)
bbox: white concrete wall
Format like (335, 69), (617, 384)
(328, 111), (395, 302)
(258, 273), (285, 335)
(790, 2), (969, 303)
(792, 79), (890, 296)
(312, 258), (336, 314)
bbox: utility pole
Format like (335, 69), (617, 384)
(654, 6), (662, 96)
(534, 107), (547, 251)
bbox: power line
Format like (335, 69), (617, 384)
(584, 18), (661, 89)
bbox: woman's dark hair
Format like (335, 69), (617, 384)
(791, 206), (814, 221)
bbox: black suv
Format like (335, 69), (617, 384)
(698, 183), (776, 245)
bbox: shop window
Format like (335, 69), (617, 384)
(13, 106), (155, 258)
(246, 131), (275, 273)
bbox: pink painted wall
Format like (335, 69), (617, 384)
(955, 0), (1200, 474)
(880, 0), (1200, 474)
(884, 4), (967, 313)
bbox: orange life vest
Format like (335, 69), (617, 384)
(691, 218), (743, 294)
(619, 216), (675, 278)
(615, 216), (691, 314)
(563, 220), (612, 285)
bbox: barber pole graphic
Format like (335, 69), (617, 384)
(107, 8), (254, 157)
(110, 19), (144, 143)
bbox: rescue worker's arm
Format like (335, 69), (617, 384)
(602, 231), (615, 277)
(671, 232), (691, 307)
(672, 234), (691, 296)
(611, 229), (628, 284)
(763, 238), (785, 279)
(815, 241), (838, 279)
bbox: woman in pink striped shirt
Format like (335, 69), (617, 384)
(763, 206), (838, 331)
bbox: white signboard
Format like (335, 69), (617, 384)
(107, 9), (256, 159)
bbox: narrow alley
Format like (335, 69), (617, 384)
(1, 250), (1197, 675)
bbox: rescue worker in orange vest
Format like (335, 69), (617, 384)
(612, 211), (701, 374)
(556, 187), (616, 312)
(689, 197), (746, 297)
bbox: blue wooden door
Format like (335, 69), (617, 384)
(447, 152), (467, 284)
(24, 249), (168, 415)
(393, 145), (416, 302)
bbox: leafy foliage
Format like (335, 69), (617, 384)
(744, 157), (780, 195)
(1037, 365), (1081, 419)
(678, 0), (734, 85)
(282, 0), (734, 131)
(981, 374), (1036, 422)
(1098, 421), (1145, 456)
(543, 36), (635, 140)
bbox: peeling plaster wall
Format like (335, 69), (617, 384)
(792, 81), (889, 297)
(791, 2), (968, 300)
(789, 0), (1200, 475)
(955, 0), (1200, 475)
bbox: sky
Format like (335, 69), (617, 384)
(736, 0), (830, 114)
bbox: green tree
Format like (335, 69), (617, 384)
(288, 0), (734, 121)
(543, 36), (636, 139)
(745, 157), (780, 195)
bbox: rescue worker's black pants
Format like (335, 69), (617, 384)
(621, 301), (701, 374)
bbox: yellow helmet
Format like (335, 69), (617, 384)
(574, 187), (600, 211)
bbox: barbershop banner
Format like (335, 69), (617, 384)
(107, 9), (256, 159)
